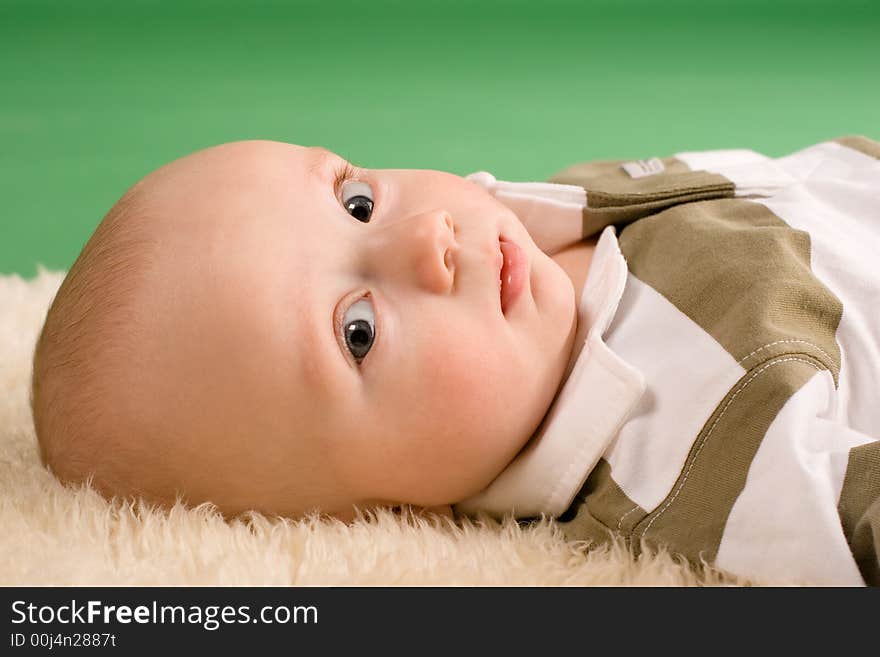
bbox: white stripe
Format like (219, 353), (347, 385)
(603, 274), (745, 513)
(675, 148), (797, 198)
(673, 148), (769, 169)
(775, 140), (878, 181)
(716, 371), (875, 585)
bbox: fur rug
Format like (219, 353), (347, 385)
(0, 269), (760, 586)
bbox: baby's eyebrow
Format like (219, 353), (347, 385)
(307, 147), (338, 180)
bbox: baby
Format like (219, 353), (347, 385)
(31, 140), (591, 521)
(31, 136), (880, 586)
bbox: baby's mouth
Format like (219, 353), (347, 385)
(495, 239), (504, 303)
(498, 235), (528, 316)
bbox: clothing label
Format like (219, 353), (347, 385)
(621, 157), (665, 179)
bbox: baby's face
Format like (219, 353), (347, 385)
(124, 141), (576, 518)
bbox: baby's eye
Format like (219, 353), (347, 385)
(340, 180), (374, 223)
(342, 297), (375, 361)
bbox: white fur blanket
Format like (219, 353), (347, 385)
(0, 269), (756, 586)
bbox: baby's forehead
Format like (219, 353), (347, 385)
(146, 141), (322, 192)
(136, 142), (329, 228)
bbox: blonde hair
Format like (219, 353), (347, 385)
(31, 183), (160, 495)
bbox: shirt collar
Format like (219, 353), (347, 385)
(454, 226), (646, 519)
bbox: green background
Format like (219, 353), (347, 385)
(1, 0), (877, 278)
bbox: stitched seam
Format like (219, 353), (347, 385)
(738, 339), (838, 373)
(617, 504), (640, 530)
(637, 357), (822, 541)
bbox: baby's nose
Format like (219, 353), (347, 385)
(409, 209), (457, 294)
(381, 209), (457, 294)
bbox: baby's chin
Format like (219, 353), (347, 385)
(539, 249), (578, 326)
(537, 253), (579, 385)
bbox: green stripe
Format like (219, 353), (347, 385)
(617, 198), (842, 385)
(555, 458), (645, 546)
(833, 135), (880, 160)
(549, 155), (691, 182)
(838, 441), (880, 586)
(548, 157), (735, 238)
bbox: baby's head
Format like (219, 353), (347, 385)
(31, 141), (577, 520)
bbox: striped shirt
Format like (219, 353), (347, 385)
(455, 136), (880, 586)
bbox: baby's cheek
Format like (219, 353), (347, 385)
(418, 339), (514, 440)
(377, 336), (527, 502)
(420, 339), (490, 399)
